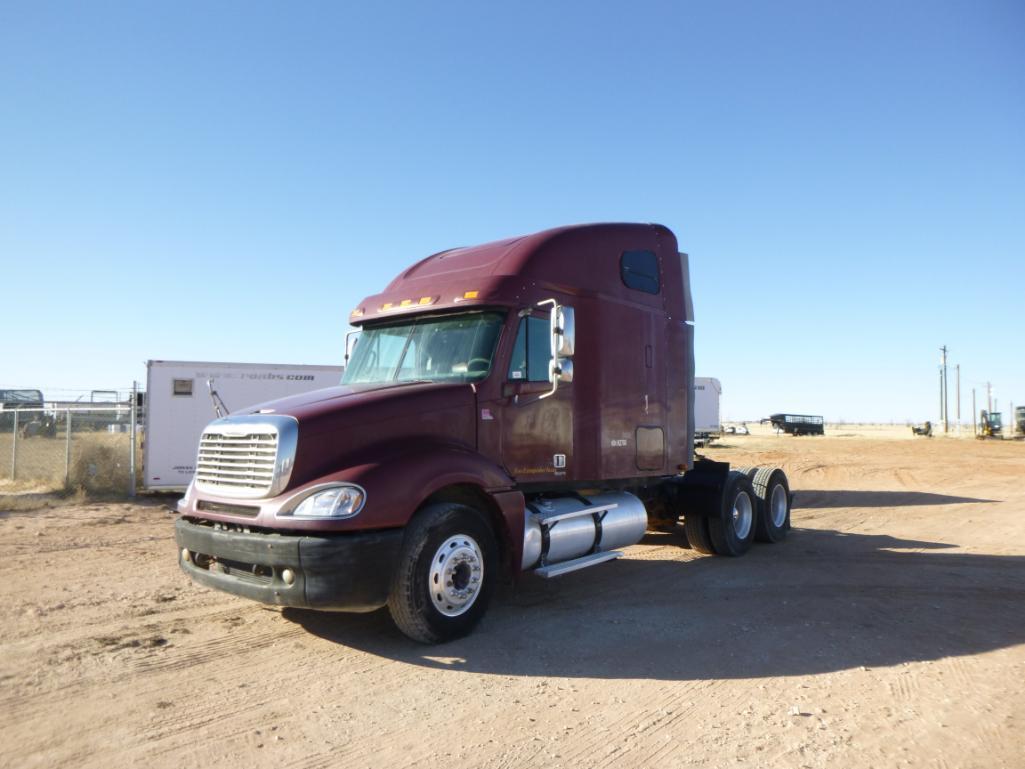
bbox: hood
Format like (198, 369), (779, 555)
(240, 381), (479, 490)
(237, 380), (443, 421)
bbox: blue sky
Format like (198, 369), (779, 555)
(2, 1), (1023, 421)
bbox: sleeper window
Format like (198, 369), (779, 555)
(620, 250), (660, 294)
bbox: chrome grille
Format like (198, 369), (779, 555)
(193, 415), (298, 499)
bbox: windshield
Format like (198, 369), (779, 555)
(343, 312), (505, 386)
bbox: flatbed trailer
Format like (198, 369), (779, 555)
(766, 413), (825, 436)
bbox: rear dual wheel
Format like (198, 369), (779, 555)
(752, 467), (790, 542)
(735, 466), (791, 543)
(686, 468), (790, 556)
(684, 513), (715, 554)
(707, 470), (757, 556)
(683, 471), (756, 556)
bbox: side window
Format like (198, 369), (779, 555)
(507, 317), (551, 382)
(621, 250), (660, 294)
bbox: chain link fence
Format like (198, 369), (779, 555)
(1, 405), (142, 495)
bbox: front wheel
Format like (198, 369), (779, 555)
(387, 503), (497, 644)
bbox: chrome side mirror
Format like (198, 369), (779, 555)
(552, 306), (575, 358)
(537, 299), (575, 399)
(552, 357), (573, 384)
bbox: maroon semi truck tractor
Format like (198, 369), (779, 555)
(175, 223), (792, 643)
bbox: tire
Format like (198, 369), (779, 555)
(387, 503), (497, 644)
(707, 471), (756, 557)
(684, 513), (715, 554)
(752, 467), (791, 543)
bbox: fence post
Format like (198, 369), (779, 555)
(129, 382), (138, 498)
(64, 409), (72, 488)
(10, 410), (17, 480)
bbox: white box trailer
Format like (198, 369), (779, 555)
(144, 360), (345, 491)
(694, 377), (722, 444)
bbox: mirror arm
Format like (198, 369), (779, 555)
(536, 299), (559, 399)
(344, 329), (360, 366)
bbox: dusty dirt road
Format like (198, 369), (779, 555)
(2, 429), (1023, 769)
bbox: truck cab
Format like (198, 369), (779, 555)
(175, 223), (792, 643)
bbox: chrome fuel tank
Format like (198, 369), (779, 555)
(521, 491), (648, 570)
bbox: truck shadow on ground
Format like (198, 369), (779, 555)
(794, 490), (997, 508)
(286, 527), (1025, 681)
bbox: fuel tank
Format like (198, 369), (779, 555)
(521, 491), (648, 570)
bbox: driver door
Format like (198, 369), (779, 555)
(488, 314), (574, 485)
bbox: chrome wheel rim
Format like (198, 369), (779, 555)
(732, 492), (753, 540)
(429, 534), (484, 617)
(770, 483), (788, 527)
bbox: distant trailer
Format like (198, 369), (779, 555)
(0, 389), (45, 429)
(767, 413), (824, 436)
(144, 360), (345, 491)
(693, 377), (722, 445)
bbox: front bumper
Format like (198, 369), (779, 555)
(174, 517), (404, 612)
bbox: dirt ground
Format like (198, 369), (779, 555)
(2, 427), (1023, 769)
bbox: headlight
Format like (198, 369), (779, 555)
(286, 485), (365, 519)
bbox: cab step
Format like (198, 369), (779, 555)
(534, 550), (623, 578)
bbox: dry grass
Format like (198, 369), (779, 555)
(69, 434), (135, 494)
(0, 431), (140, 498)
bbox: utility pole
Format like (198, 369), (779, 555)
(972, 388), (977, 436)
(987, 382), (992, 413)
(956, 364), (961, 433)
(940, 346), (948, 433)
